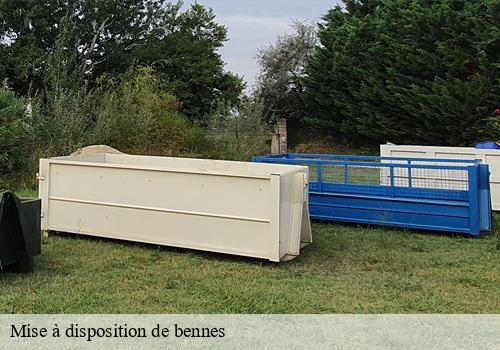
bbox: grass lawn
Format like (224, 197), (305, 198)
(0, 191), (498, 313)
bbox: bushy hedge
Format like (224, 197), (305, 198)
(34, 67), (204, 158)
(305, 0), (500, 145)
(0, 67), (207, 189)
(91, 67), (203, 155)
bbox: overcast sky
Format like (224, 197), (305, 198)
(184, 1), (343, 91)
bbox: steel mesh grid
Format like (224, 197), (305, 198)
(318, 164), (469, 200)
(254, 155), (473, 200)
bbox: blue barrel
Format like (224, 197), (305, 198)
(474, 141), (500, 149)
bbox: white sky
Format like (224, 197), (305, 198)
(184, 1), (343, 90)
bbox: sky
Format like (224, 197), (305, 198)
(184, 0), (343, 91)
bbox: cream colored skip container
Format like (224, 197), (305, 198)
(38, 152), (312, 262)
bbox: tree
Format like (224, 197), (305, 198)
(255, 21), (317, 126)
(136, 3), (244, 122)
(0, 1), (243, 121)
(343, 0), (381, 15)
(0, 0), (165, 93)
(304, 0), (500, 146)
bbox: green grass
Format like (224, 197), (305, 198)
(0, 191), (498, 313)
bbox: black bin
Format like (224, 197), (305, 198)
(0, 191), (41, 273)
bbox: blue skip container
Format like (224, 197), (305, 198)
(253, 153), (492, 236)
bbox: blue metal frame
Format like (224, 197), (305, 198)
(253, 154), (492, 236)
(261, 153), (481, 164)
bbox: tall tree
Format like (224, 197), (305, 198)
(0, 0), (164, 93)
(305, 0), (500, 145)
(343, 0), (381, 15)
(135, 3), (244, 121)
(255, 21), (317, 125)
(0, 1), (243, 121)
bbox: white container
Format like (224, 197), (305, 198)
(38, 153), (312, 262)
(380, 144), (500, 210)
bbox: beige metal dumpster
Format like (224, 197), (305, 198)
(380, 144), (500, 210)
(38, 153), (312, 262)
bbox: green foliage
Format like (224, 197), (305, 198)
(0, 1), (244, 122)
(485, 114), (500, 141)
(0, 88), (30, 188)
(203, 98), (270, 161)
(137, 2), (245, 121)
(32, 89), (95, 156)
(0, 1), (244, 188)
(33, 65), (203, 158)
(92, 67), (202, 155)
(7, 66), (203, 189)
(1, 61), (246, 189)
(343, 0), (381, 15)
(255, 21), (317, 125)
(305, 0), (500, 145)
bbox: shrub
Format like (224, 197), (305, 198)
(92, 67), (202, 155)
(31, 89), (95, 156)
(0, 88), (30, 188)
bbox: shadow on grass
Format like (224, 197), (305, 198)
(46, 230), (283, 267)
(311, 219), (485, 239)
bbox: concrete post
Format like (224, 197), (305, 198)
(277, 118), (287, 154)
(271, 118), (287, 154)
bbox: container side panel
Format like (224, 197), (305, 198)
(38, 159), (50, 231)
(490, 183), (500, 210)
(288, 172), (306, 255)
(389, 151), (427, 158)
(269, 175), (281, 261)
(485, 154), (500, 174)
(278, 173), (293, 259)
(43, 160), (285, 260)
(47, 200), (273, 259)
(309, 193), (473, 234)
(47, 163), (271, 221)
(479, 164), (492, 231)
(278, 170), (311, 258)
